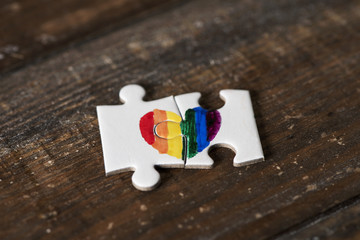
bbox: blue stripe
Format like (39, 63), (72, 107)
(194, 107), (210, 152)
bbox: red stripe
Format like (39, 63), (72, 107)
(139, 111), (155, 145)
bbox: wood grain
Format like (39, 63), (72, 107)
(1, 0), (360, 239)
(0, 0), (183, 74)
(277, 197), (360, 240)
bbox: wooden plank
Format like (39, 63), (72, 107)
(276, 197), (360, 240)
(0, 0), (183, 74)
(1, 0), (360, 239)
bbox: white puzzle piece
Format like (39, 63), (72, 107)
(97, 85), (183, 191)
(97, 84), (264, 191)
(174, 90), (264, 168)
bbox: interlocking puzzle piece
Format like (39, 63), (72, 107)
(174, 90), (264, 168)
(97, 85), (183, 191)
(97, 84), (264, 191)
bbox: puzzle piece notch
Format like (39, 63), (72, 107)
(97, 84), (184, 191)
(174, 89), (264, 168)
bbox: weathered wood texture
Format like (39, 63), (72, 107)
(277, 197), (360, 240)
(1, 0), (360, 239)
(0, 0), (182, 74)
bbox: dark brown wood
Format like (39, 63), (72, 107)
(1, 0), (360, 239)
(0, 0), (183, 74)
(277, 197), (360, 240)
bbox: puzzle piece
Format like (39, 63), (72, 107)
(174, 89), (264, 168)
(97, 85), (183, 191)
(97, 84), (264, 191)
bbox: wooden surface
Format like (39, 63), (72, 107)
(1, 0), (360, 239)
(0, 0), (182, 74)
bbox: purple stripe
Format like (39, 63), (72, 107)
(206, 110), (221, 141)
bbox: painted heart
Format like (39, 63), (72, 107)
(139, 108), (221, 160)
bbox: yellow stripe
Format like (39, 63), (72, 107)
(166, 111), (182, 159)
(165, 111), (182, 122)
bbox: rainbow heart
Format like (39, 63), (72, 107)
(139, 108), (221, 160)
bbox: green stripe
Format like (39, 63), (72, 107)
(181, 109), (198, 158)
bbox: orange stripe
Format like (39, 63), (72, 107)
(152, 109), (168, 154)
(154, 109), (168, 137)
